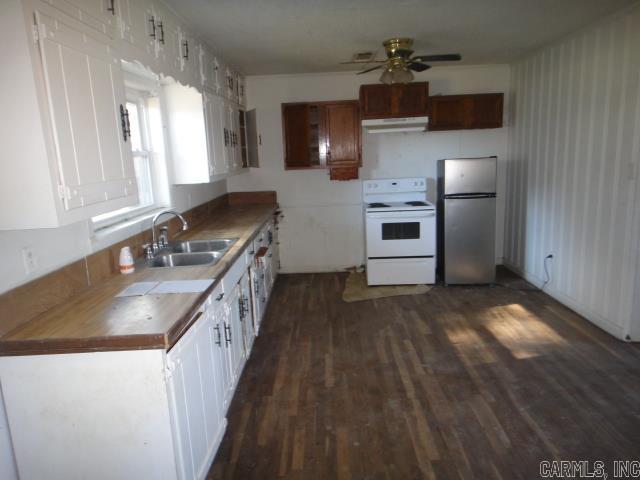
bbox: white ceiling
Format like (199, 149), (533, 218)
(164, 0), (635, 75)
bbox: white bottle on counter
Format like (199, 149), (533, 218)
(119, 246), (135, 275)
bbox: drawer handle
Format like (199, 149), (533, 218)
(214, 325), (222, 346)
(224, 324), (232, 345)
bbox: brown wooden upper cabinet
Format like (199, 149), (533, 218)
(282, 101), (361, 173)
(359, 82), (429, 119)
(428, 93), (504, 131)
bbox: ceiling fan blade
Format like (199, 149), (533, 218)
(409, 62), (431, 72)
(357, 64), (384, 74)
(340, 60), (386, 65)
(411, 53), (462, 63)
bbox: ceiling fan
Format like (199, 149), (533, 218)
(344, 38), (461, 84)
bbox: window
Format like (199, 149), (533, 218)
(92, 83), (166, 229)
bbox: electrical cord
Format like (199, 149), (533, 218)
(541, 254), (553, 290)
(496, 254), (553, 292)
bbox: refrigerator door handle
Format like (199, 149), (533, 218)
(444, 193), (496, 199)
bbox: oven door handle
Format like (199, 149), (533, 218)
(367, 211), (435, 219)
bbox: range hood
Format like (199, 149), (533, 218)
(362, 116), (429, 134)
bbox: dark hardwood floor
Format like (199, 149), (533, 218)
(207, 270), (640, 479)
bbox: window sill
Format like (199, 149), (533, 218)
(90, 207), (168, 253)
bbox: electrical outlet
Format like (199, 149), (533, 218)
(22, 247), (38, 275)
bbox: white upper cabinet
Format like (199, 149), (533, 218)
(237, 74), (246, 107)
(45, 0), (116, 36)
(0, 3), (138, 229)
(224, 66), (236, 102)
(0, 0), (249, 228)
(36, 10), (137, 212)
(152, 1), (180, 76)
(116, 0), (155, 65)
(205, 92), (229, 177)
(200, 46), (221, 94)
(175, 27), (201, 87)
(163, 82), (210, 184)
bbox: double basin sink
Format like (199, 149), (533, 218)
(148, 238), (238, 268)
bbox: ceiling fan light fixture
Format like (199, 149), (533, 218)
(379, 65), (414, 84)
(394, 67), (414, 84)
(379, 67), (394, 85)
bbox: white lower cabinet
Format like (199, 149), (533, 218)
(239, 272), (255, 353)
(210, 288), (233, 413)
(225, 283), (246, 383)
(166, 306), (224, 480)
(0, 229), (277, 479)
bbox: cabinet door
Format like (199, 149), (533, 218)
(224, 285), (245, 383)
(209, 299), (230, 416)
(213, 95), (229, 175)
(359, 84), (392, 119)
(239, 273), (255, 354)
(233, 106), (242, 171)
(163, 82), (208, 184)
(48, 0), (115, 35)
(226, 105), (239, 173)
(325, 101), (360, 167)
(392, 82), (428, 117)
(246, 109), (260, 168)
(225, 67), (236, 101)
(212, 295), (233, 412)
(152, 2), (179, 74)
(282, 103), (328, 169)
(282, 104), (310, 168)
(118, 0), (155, 62)
(429, 94), (504, 131)
(203, 92), (227, 177)
(238, 75), (246, 107)
(428, 95), (467, 131)
(36, 11), (137, 213)
(166, 310), (219, 480)
(470, 93), (504, 129)
(250, 267), (263, 333)
(177, 27), (198, 83)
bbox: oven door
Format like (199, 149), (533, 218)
(366, 209), (435, 258)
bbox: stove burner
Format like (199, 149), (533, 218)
(405, 201), (427, 206)
(368, 202), (390, 208)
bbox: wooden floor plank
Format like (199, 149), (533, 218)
(208, 270), (640, 479)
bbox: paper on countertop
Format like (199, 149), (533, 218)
(148, 279), (214, 295)
(115, 282), (160, 297)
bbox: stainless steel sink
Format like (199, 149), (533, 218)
(170, 238), (238, 254)
(148, 252), (223, 268)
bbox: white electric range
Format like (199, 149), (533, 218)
(363, 178), (436, 285)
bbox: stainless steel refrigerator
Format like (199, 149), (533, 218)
(436, 157), (497, 284)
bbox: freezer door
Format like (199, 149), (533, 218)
(444, 157), (496, 195)
(444, 197), (496, 284)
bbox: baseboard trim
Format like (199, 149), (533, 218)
(502, 260), (628, 341)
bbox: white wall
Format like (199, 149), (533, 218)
(504, 3), (640, 340)
(0, 179), (227, 295)
(227, 65), (510, 273)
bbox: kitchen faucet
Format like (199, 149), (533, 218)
(147, 209), (189, 257)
